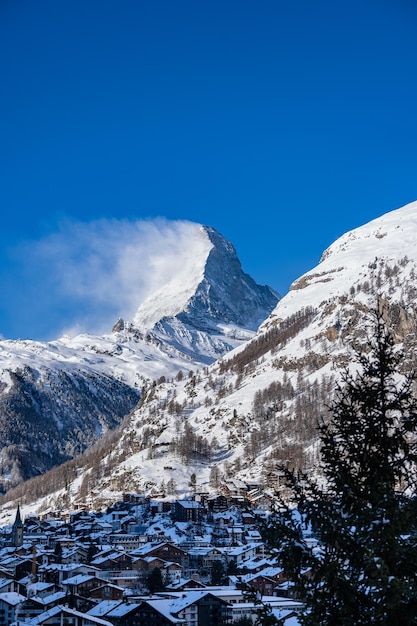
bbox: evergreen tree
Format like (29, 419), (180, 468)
(263, 311), (417, 625)
(53, 541), (63, 564)
(147, 567), (165, 593)
(210, 559), (226, 585)
(86, 540), (99, 564)
(166, 477), (177, 495)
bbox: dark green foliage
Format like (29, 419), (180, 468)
(210, 560), (226, 585)
(171, 421), (212, 463)
(221, 307), (316, 374)
(53, 541), (63, 564)
(147, 567), (165, 593)
(86, 541), (99, 564)
(263, 311), (417, 625)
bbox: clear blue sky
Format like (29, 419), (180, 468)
(1, 0), (417, 340)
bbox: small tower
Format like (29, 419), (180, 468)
(11, 504), (24, 547)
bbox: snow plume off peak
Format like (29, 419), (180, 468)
(133, 226), (213, 330)
(16, 219), (210, 338)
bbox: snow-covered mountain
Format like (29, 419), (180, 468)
(0, 225), (279, 494)
(130, 225), (280, 363)
(5, 200), (417, 522)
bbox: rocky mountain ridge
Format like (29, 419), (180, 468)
(3, 201), (417, 522)
(0, 225), (278, 494)
(132, 225), (279, 363)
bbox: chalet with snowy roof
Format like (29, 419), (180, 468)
(90, 550), (133, 572)
(241, 512), (256, 526)
(169, 590), (231, 626)
(227, 595), (303, 624)
(37, 563), (102, 585)
(131, 542), (190, 569)
(245, 490), (272, 509)
(62, 574), (109, 597)
(221, 479), (248, 501)
(59, 545), (90, 565)
(245, 528), (263, 543)
(108, 532), (146, 551)
(230, 556), (273, 575)
(23, 581), (60, 599)
(0, 555), (33, 580)
(89, 582), (124, 602)
(238, 571), (278, 596)
(0, 591), (27, 624)
(172, 500), (204, 523)
(0, 578), (16, 594)
(118, 599), (184, 626)
(29, 590), (67, 611)
(133, 555), (182, 583)
(100, 601), (146, 626)
(258, 565), (287, 585)
(87, 600), (123, 619)
(206, 495), (228, 512)
(187, 547), (226, 574)
(221, 542), (264, 568)
(122, 492), (146, 504)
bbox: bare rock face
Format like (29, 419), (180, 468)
(137, 226), (280, 363)
(0, 365), (140, 493)
(112, 318), (125, 333)
(179, 227), (279, 330)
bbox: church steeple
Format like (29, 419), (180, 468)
(11, 504), (24, 547)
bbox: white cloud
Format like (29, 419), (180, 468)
(17, 218), (203, 337)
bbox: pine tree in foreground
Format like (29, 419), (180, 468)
(262, 311), (417, 625)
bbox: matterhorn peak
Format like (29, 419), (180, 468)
(133, 224), (213, 331)
(130, 224), (280, 363)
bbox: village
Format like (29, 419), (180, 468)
(0, 479), (306, 626)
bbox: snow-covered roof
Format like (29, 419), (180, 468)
(169, 590), (211, 612)
(33, 591), (67, 605)
(145, 598), (186, 623)
(26, 604), (114, 626)
(87, 600), (123, 617)
(0, 591), (27, 606)
(176, 500), (202, 509)
(62, 574), (97, 586)
(107, 602), (141, 617)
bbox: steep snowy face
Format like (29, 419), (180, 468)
(321, 201), (417, 263)
(133, 225), (279, 333)
(131, 225), (280, 363)
(263, 200), (417, 330)
(178, 226), (280, 330)
(133, 224), (214, 330)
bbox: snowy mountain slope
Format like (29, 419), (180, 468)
(133, 225), (280, 363)
(264, 201), (417, 332)
(8, 200), (417, 518)
(0, 224), (279, 495)
(133, 224), (214, 330)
